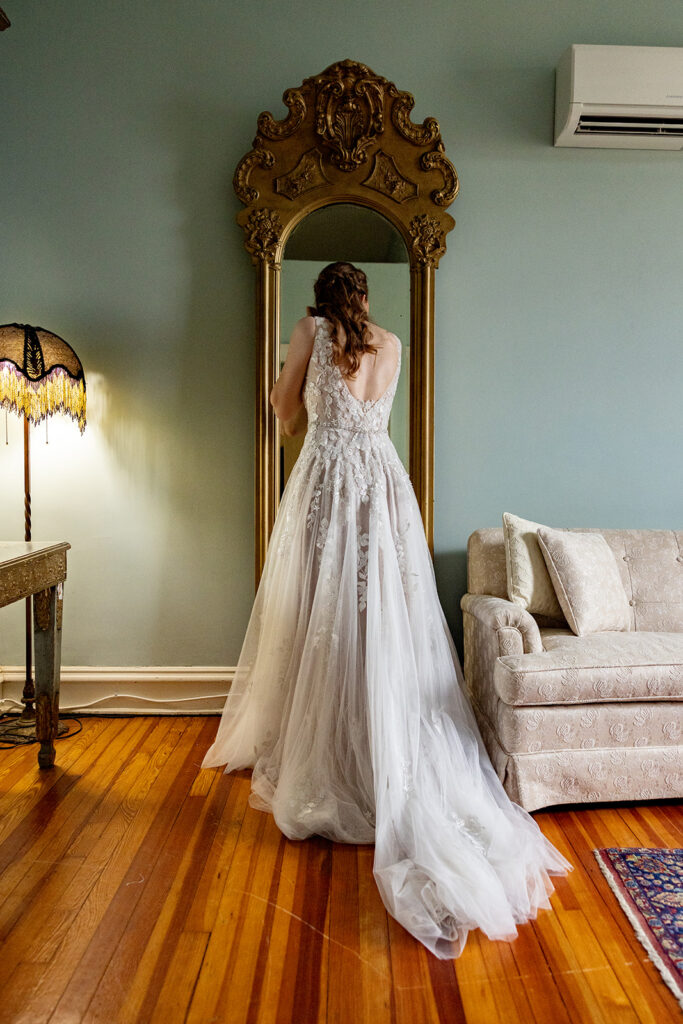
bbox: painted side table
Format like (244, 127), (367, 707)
(0, 541), (70, 768)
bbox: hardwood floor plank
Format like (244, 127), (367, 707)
(595, 807), (646, 847)
(425, 956), (466, 1024)
(0, 718), (126, 858)
(273, 838), (332, 1024)
(196, 814), (287, 1024)
(484, 931), (538, 1023)
(245, 840), (302, 1024)
(114, 770), (233, 1024)
(64, 720), (163, 859)
(507, 921), (573, 1024)
(318, 886), (332, 1024)
(386, 915), (441, 1024)
(0, 721), (159, 988)
(0, 732), (58, 799)
(242, 828), (288, 1024)
(0, 719), (121, 847)
(454, 930), (505, 1024)
(655, 802), (683, 842)
(626, 804), (681, 848)
(8, 717), (207, 1024)
(23, 718), (183, 966)
(544, 811), (681, 1024)
(149, 930), (210, 1024)
(0, 718), (150, 917)
(51, 717), (215, 1024)
(0, 961), (51, 1023)
(532, 910), (612, 1024)
(356, 845), (394, 1024)
(327, 842), (363, 1024)
(0, 716), (112, 787)
(556, 908), (639, 1023)
(0, 856), (85, 987)
(185, 802), (272, 1024)
(0, 719), (679, 1024)
(184, 771), (252, 933)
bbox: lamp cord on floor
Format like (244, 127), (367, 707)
(0, 712), (83, 749)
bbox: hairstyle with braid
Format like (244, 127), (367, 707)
(308, 261), (376, 377)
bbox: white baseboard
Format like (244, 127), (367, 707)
(0, 666), (234, 715)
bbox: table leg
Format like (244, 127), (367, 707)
(33, 584), (63, 769)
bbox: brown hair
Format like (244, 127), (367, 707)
(308, 261), (375, 377)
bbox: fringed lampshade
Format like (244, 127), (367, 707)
(0, 323), (86, 742)
(0, 324), (86, 432)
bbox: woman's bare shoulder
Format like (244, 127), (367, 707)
(289, 315), (317, 350)
(295, 314), (317, 333)
(368, 323), (401, 349)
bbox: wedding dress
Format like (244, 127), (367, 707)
(203, 316), (570, 958)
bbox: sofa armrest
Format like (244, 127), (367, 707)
(460, 594), (543, 656)
(460, 594), (542, 709)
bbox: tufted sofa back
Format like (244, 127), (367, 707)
(467, 528), (683, 633)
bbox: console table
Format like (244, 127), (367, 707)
(0, 541), (70, 768)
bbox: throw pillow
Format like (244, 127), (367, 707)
(537, 527), (631, 636)
(502, 513), (565, 620)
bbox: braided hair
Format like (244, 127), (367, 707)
(308, 261), (376, 377)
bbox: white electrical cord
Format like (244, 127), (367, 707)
(0, 698), (24, 711)
(1, 693), (227, 717)
(59, 692), (230, 712)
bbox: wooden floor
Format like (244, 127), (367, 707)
(0, 716), (679, 1024)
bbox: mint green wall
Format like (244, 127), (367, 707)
(1, 1), (681, 664)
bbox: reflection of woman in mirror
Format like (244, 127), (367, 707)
(203, 261), (570, 958)
(272, 262), (399, 436)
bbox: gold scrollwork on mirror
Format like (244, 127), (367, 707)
(234, 59), (458, 582)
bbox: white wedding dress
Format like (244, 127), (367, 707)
(203, 316), (570, 957)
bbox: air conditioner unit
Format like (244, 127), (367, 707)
(554, 44), (683, 150)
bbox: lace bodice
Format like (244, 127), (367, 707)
(303, 317), (401, 436)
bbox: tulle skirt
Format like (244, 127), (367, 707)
(202, 429), (570, 957)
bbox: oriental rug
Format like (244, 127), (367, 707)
(594, 847), (682, 1009)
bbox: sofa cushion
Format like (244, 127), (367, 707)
(467, 527), (683, 633)
(474, 710), (682, 811)
(489, 699), (682, 754)
(502, 513), (565, 621)
(469, 629), (682, 752)
(467, 529), (508, 599)
(607, 529), (683, 632)
(537, 527), (631, 635)
(494, 631), (683, 706)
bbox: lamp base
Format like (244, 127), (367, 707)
(0, 710), (68, 745)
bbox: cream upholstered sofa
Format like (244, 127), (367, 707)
(461, 527), (683, 811)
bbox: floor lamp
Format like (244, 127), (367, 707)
(0, 323), (86, 740)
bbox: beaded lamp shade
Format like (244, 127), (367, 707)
(0, 323), (86, 432)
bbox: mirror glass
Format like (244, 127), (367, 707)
(279, 204), (410, 493)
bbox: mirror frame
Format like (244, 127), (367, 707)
(234, 59), (458, 582)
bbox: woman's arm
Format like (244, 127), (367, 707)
(270, 316), (316, 434)
(280, 402), (308, 438)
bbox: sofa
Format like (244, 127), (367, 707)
(461, 526), (683, 811)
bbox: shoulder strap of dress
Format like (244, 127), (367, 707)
(313, 316), (333, 361)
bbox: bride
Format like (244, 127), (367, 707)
(202, 261), (570, 958)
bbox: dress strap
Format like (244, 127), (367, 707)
(312, 316), (333, 365)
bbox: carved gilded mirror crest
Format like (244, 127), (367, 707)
(234, 59), (458, 581)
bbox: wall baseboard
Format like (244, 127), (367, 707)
(0, 666), (234, 715)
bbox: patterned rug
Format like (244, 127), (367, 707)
(594, 848), (683, 1009)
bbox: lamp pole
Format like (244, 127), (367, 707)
(22, 413), (35, 719)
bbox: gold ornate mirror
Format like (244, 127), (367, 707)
(234, 59), (458, 581)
